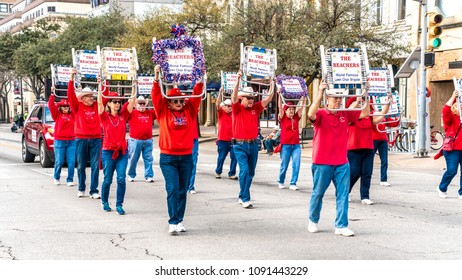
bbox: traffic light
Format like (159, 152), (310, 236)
(427, 11), (443, 50)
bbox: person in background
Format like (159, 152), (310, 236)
(437, 90), (462, 199)
(126, 96), (157, 183)
(214, 88), (238, 180)
(48, 88), (76, 187)
(263, 126), (281, 155)
(277, 95), (306, 190)
(231, 70), (275, 209)
(97, 83), (136, 215)
(152, 65), (203, 234)
(187, 115), (200, 194)
(372, 120), (392, 187)
(68, 68), (102, 199)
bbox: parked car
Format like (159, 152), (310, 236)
(22, 102), (55, 167)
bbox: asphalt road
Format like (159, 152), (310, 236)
(0, 127), (461, 260)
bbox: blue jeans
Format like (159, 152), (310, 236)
(373, 140), (388, 182)
(76, 138), (101, 195)
(101, 150), (128, 206)
(264, 138), (279, 152)
(188, 138), (199, 191)
(160, 154), (193, 224)
(215, 140), (237, 176)
(53, 139), (76, 183)
(127, 138), (154, 179)
(309, 163), (350, 228)
(278, 144), (301, 186)
(439, 150), (462, 195)
(233, 141), (259, 203)
(348, 149), (375, 200)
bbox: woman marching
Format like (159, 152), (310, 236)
(97, 81), (137, 215)
(48, 88), (76, 186)
(152, 65), (203, 234)
(276, 94), (306, 190)
(437, 90), (462, 199)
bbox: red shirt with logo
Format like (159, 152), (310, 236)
(124, 103), (157, 140)
(279, 114), (301, 144)
(232, 102), (264, 139)
(217, 108), (233, 141)
(348, 117), (374, 150)
(48, 95), (75, 141)
(100, 109), (130, 151)
(151, 82), (203, 155)
(67, 81), (101, 139)
(312, 109), (360, 165)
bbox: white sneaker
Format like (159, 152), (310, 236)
(278, 183), (286, 189)
(289, 185), (299, 191)
(128, 177), (135, 182)
(348, 197), (351, 202)
(437, 187), (447, 199)
(308, 221), (318, 233)
(53, 179), (60, 185)
(242, 201), (253, 208)
(168, 224), (178, 235)
(67, 182), (74, 187)
(459, 195), (462, 200)
(90, 193), (101, 199)
(177, 222), (186, 232)
(189, 190), (196, 194)
(215, 173), (221, 179)
(145, 177), (154, 183)
(361, 199), (374, 205)
(77, 191), (84, 198)
(238, 198), (243, 204)
(380, 182), (391, 187)
(334, 227), (355, 237)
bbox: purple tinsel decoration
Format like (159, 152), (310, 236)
(171, 24), (186, 38)
(276, 74), (308, 99)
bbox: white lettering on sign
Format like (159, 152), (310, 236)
(104, 50), (132, 75)
(166, 48), (194, 75)
(138, 76), (155, 95)
(368, 69), (388, 94)
(331, 52), (362, 84)
(78, 53), (100, 75)
(246, 51), (272, 77)
(57, 66), (72, 83)
(281, 79), (303, 93)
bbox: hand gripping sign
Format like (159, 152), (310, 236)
(240, 43), (277, 95)
(152, 35), (207, 99)
(276, 74), (311, 108)
(100, 47), (139, 99)
(72, 46), (101, 96)
(453, 77), (462, 124)
(50, 64), (73, 98)
(320, 44), (369, 111)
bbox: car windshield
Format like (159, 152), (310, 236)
(44, 107), (54, 124)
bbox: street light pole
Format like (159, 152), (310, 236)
(417, 0), (428, 157)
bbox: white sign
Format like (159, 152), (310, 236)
(166, 48), (194, 74)
(368, 69), (388, 94)
(138, 76), (155, 95)
(104, 50), (132, 75)
(222, 73), (246, 91)
(281, 79), (303, 93)
(56, 66), (72, 83)
(78, 53), (100, 76)
(373, 94), (400, 115)
(331, 52), (362, 84)
(246, 51), (272, 77)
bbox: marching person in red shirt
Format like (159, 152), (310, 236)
(125, 96), (157, 183)
(48, 89), (75, 187)
(152, 65), (203, 235)
(372, 119), (395, 187)
(214, 88), (237, 180)
(97, 83), (136, 215)
(231, 70), (275, 209)
(68, 69), (102, 199)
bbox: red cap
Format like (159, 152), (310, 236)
(103, 91), (120, 106)
(167, 88), (183, 97)
(283, 102), (293, 111)
(58, 99), (70, 107)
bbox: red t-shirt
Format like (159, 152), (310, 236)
(232, 102), (264, 139)
(217, 108), (233, 141)
(279, 114), (301, 144)
(67, 81), (101, 139)
(442, 105), (462, 150)
(100, 109), (130, 151)
(312, 109), (360, 165)
(348, 117), (374, 150)
(48, 95), (75, 141)
(151, 82), (203, 155)
(372, 123), (388, 141)
(126, 105), (157, 140)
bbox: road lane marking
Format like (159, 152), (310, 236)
(0, 142), (21, 151)
(31, 168), (53, 177)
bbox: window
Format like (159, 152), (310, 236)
(0, 3), (8, 13)
(376, 0), (382, 25)
(397, 0), (406, 20)
(369, 0), (383, 25)
(436, 0), (462, 17)
(48, 6), (56, 12)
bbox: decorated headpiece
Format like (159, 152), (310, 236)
(58, 99), (70, 107)
(103, 91), (120, 106)
(167, 88), (183, 97)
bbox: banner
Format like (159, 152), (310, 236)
(330, 52), (362, 84)
(138, 76), (155, 95)
(165, 48), (195, 75)
(104, 50), (132, 75)
(78, 53), (100, 76)
(56, 66), (73, 84)
(368, 69), (388, 94)
(372, 94), (400, 115)
(246, 51), (272, 77)
(221, 72), (246, 92)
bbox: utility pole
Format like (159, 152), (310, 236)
(20, 77), (24, 116)
(416, 0), (428, 157)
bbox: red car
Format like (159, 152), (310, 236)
(22, 102), (55, 167)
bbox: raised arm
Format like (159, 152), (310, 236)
(278, 93), (284, 119)
(261, 79), (276, 108)
(97, 77), (105, 115)
(216, 88), (223, 111)
(308, 82), (327, 122)
(126, 81), (137, 113)
(231, 70), (241, 104)
(67, 68), (79, 113)
(372, 96), (391, 124)
(151, 65), (166, 114)
(296, 96), (306, 117)
(47, 91), (59, 120)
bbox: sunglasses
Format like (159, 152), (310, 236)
(172, 100), (185, 105)
(112, 100), (121, 104)
(61, 105), (70, 108)
(224, 105), (231, 107)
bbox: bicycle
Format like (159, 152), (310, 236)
(430, 125), (444, 150)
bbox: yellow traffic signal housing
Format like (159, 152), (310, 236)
(427, 11), (443, 50)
